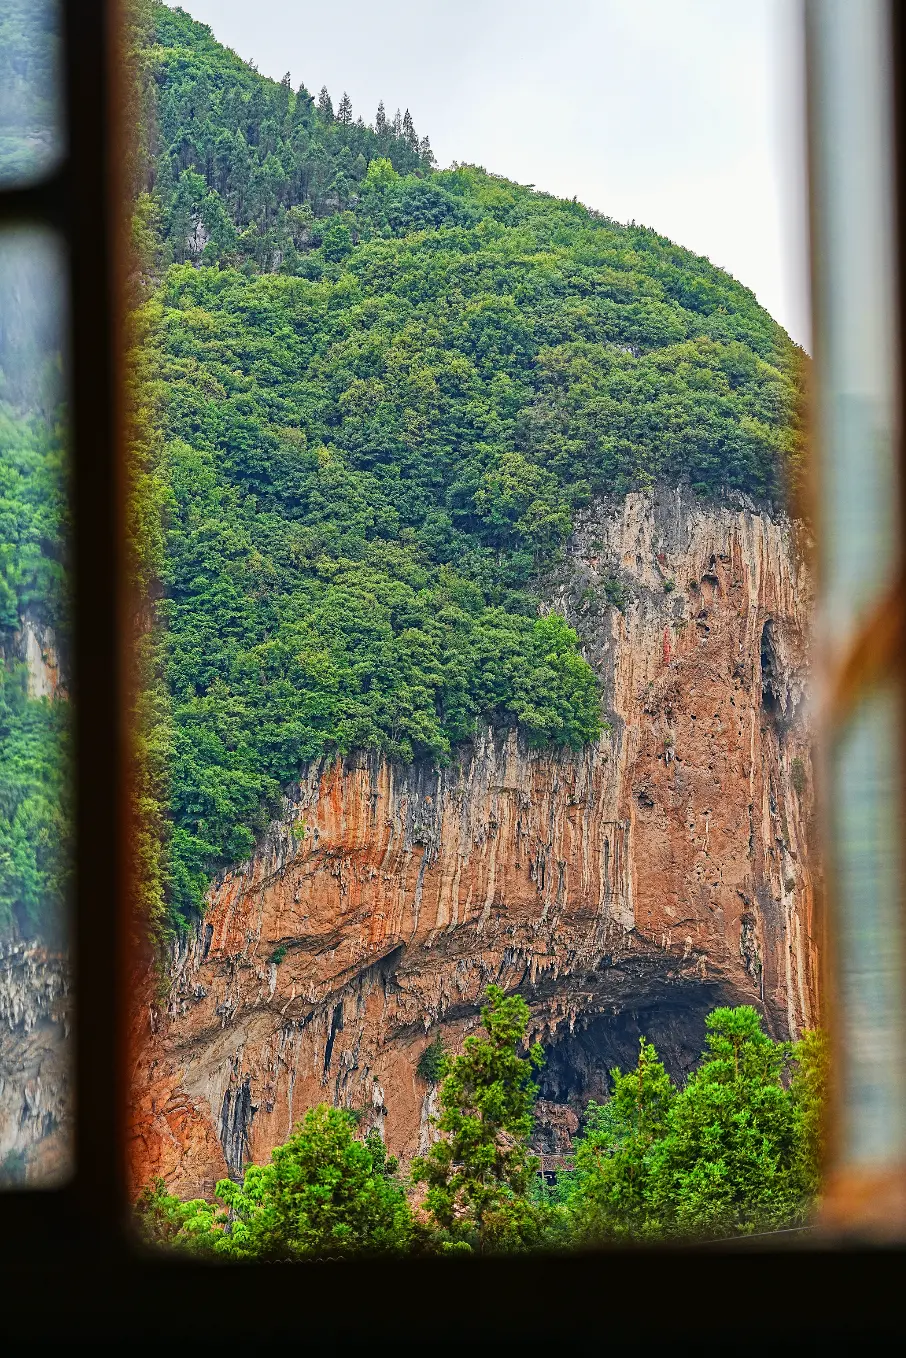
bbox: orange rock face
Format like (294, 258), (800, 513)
(128, 489), (818, 1198)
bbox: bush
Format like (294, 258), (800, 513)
(416, 1032), (446, 1083)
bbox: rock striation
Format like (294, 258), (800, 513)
(129, 488), (818, 1198)
(0, 615), (71, 1184)
(0, 942), (71, 1184)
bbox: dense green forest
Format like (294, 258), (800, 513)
(0, 2), (806, 938)
(138, 997), (827, 1255)
(0, 233), (70, 941)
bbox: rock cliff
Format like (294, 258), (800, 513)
(129, 488), (818, 1197)
(0, 942), (71, 1184)
(0, 617), (71, 1185)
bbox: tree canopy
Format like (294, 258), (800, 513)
(137, 1001), (826, 1257)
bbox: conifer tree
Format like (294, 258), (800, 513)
(337, 91), (353, 125)
(649, 1006), (806, 1238)
(136, 1106), (413, 1259)
(274, 71), (291, 127)
(412, 986), (546, 1253)
(391, 107), (402, 137)
(317, 86), (334, 122)
(566, 1039), (675, 1242)
(292, 82), (313, 129)
(402, 107), (417, 150)
(375, 100), (387, 136)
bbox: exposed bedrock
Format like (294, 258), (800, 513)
(129, 488), (818, 1197)
(0, 942), (71, 1185)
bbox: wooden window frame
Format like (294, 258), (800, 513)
(0, 0), (904, 1344)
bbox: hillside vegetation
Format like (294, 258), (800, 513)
(0, 2), (806, 938)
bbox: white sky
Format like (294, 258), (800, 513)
(174, 0), (811, 349)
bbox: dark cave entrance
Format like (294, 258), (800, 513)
(534, 986), (726, 1135)
(760, 619), (781, 715)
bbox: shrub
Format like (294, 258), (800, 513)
(416, 1032), (446, 1084)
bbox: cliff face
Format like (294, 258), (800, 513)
(0, 942), (71, 1184)
(129, 489), (818, 1197)
(0, 618), (71, 1185)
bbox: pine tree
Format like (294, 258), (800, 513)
(391, 107), (402, 137)
(375, 100), (387, 136)
(317, 86), (334, 123)
(567, 1039), (675, 1242)
(402, 108), (417, 150)
(337, 91), (353, 126)
(418, 134), (435, 167)
(651, 1006), (805, 1238)
(274, 71), (291, 127)
(292, 82), (313, 129)
(412, 986), (546, 1253)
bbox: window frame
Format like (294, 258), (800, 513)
(0, 0), (904, 1343)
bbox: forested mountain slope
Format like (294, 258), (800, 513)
(0, 243), (70, 942)
(130, 2), (806, 931)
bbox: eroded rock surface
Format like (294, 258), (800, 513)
(0, 942), (71, 1185)
(129, 489), (818, 1197)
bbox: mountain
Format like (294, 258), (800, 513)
(126, 6), (815, 1188)
(0, 1), (815, 1186)
(131, 1), (806, 936)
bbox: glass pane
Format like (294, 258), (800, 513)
(809, 0), (900, 647)
(832, 686), (906, 1167)
(127, 3), (818, 1252)
(0, 0), (65, 188)
(0, 229), (72, 1187)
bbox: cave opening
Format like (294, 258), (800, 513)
(534, 987), (727, 1129)
(760, 619), (780, 715)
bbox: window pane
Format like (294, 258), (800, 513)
(0, 229), (72, 1188)
(126, 2), (818, 1252)
(0, 0), (64, 189)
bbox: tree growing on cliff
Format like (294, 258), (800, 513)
(412, 986), (547, 1253)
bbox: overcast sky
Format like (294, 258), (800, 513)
(175, 0), (810, 349)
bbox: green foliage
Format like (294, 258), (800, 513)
(0, 660), (71, 939)
(565, 1039), (675, 1242)
(565, 1007), (824, 1242)
(216, 1105), (412, 1259)
(0, 245), (71, 942)
(1, 4), (805, 940)
(412, 986), (547, 1253)
(135, 1006), (825, 1258)
(790, 1026), (829, 1201)
(416, 1032), (446, 1084)
(137, 1105), (413, 1259)
(134, 1176), (223, 1253)
(140, 2), (432, 270)
(269, 943), (287, 965)
(601, 575), (629, 613)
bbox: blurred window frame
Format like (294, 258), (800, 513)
(0, 0), (904, 1344)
